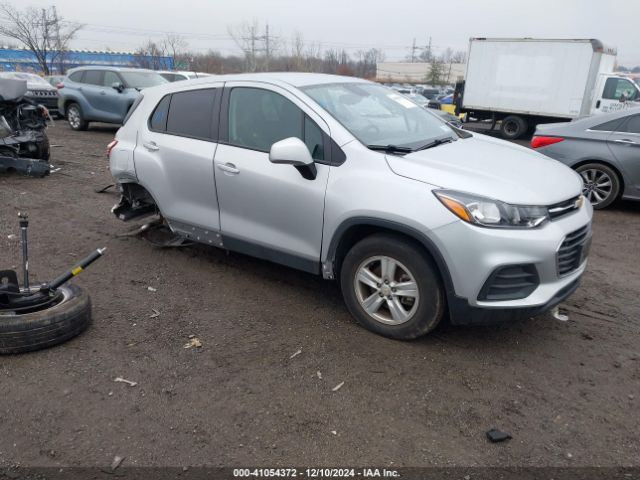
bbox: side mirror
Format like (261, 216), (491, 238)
(269, 137), (317, 180)
(112, 82), (125, 93)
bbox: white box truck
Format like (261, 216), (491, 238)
(457, 38), (640, 139)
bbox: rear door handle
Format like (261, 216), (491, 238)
(613, 139), (637, 145)
(217, 163), (240, 175)
(142, 141), (159, 151)
(99, 90), (106, 95)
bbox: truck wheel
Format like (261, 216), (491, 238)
(340, 233), (445, 340)
(66, 103), (89, 131)
(576, 163), (620, 209)
(0, 284), (91, 354)
(500, 115), (528, 139)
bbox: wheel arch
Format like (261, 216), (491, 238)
(571, 159), (625, 197)
(325, 218), (456, 301)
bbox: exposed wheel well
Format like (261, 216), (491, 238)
(120, 182), (158, 206)
(571, 160), (625, 197)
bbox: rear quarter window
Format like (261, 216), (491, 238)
(68, 71), (84, 82)
(148, 95), (171, 131)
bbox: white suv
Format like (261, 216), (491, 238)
(108, 73), (592, 339)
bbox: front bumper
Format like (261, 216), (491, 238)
(430, 201), (593, 324)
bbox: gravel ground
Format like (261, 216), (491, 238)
(0, 122), (639, 469)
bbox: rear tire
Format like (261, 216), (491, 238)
(500, 115), (528, 139)
(66, 103), (89, 131)
(340, 233), (445, 340)
(0, 284), (91, 354)
(576, 163), (620, 209)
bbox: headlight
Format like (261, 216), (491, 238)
(434, 190), (549, 228)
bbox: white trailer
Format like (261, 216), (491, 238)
(458, 38), (640, 139)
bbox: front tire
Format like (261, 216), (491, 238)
(576, 163), (620, 209)
(340, 233), (444, 340)
(66, 103), (89, 131)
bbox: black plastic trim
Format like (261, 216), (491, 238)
(222, 235), (319, 274)
(449, 278), (581, 325)
(326, 217), (457, 303)
(477, 264), (539, 301)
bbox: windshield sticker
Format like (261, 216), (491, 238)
(387, 93), (417, 109)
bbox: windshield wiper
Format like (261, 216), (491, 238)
(414, 137), (455, 151)
(367, 144), (413, 154)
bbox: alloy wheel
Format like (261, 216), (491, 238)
(353, 255), (420, 325)
(68, 107), (81, 129)
(579, 168), (612, 206)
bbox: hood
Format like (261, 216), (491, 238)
(385, 133), (582, 205)
(27, 81), (56, 92)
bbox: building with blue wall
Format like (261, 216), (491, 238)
(0, 48), (173, 73)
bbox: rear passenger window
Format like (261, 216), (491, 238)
(83, 70), (103, 85)
(149, 95), (171, 132)
(166, 89), (216, 139)
(591, 118), (625, 132)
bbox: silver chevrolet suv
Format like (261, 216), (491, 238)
(108, 73), (593, 340)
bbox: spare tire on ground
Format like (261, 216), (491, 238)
(0, 284), (91, 354)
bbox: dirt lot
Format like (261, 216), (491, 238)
(0, 122), (639, 469)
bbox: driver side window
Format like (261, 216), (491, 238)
(603, 78), (638, 101)
(228, 87), (324, 160)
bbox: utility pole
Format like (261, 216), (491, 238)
(410, 38), (417, 63)
(265, 23), (270, 68)
(426, 36), (432, 62)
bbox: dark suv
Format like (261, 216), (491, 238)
(58, 67), (167, 130)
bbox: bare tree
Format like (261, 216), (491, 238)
(134, 40), (168, 70)
(0, 4), (82, 74)
(450, 50), (466, 64)
(162, 33), (189, 70)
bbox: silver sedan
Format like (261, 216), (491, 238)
(532, 107), (640, 209)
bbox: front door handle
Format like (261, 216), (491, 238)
(142, 141), (159, 152)
(613, 138), (637, 145)
(99, 90), (107, 95)
(217, 163), (240, 175)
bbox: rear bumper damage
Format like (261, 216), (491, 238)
(0, 155), (49, 177)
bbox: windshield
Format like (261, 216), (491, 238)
(302, 82), (457, 149)
(121, 71), (167, 89)
(0, 72), (50, 86)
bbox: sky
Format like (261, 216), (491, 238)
(5, 0), (640, 66)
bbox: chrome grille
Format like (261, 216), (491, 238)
(548, 195), (580, 220)
(557, 225), (590, 276)
(30, 90), (58, 97)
